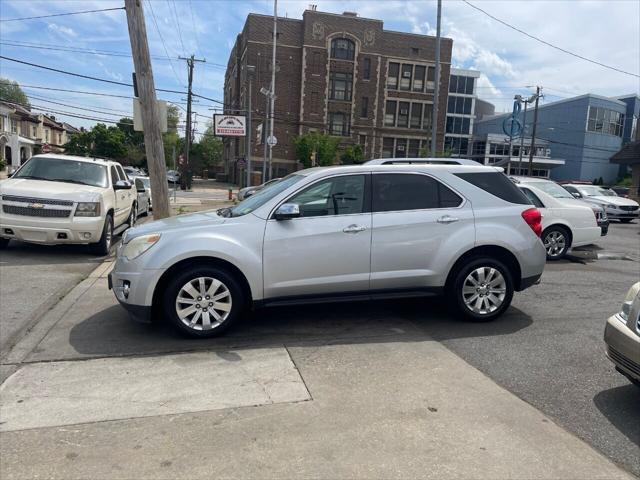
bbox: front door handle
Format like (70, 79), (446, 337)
(343, 224), (367, 234)
(437, 215), (459, 224)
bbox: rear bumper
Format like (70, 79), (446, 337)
(604, 314), (640, 383)
(518, 273), (542, 291)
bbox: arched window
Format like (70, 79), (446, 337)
(330, 38), (355, 61)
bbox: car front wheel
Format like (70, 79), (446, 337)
(89, 214), (113, 256)
(543, 226), (570, 260)
(449, 257), (514, 322)
(163, 266), (245, 337)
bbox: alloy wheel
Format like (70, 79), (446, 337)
(175, 276), (232, 331)
(129, 205), (137, 227)
(462, 267), (506, 315)
(544, 230), (566, 258)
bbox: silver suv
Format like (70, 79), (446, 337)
(109, 164), (546, 337)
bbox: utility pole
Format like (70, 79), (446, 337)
(262, 96), (269, 182)
(245, 65), (255, 187)
(527, 86), (542, 177)
(518, 99), (529, 175)
(430, 0), (442, 157)
(179, 54), (205, 190)
(268, 0), (277, 180)
(125, 0), (170, 219)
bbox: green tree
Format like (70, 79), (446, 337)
(0, 78), (30, 108)
(62, 123), (126, 159)
(419, 144), (452, 158)
(197, 123), (223, 169)
(294, 132), (341, 168)
(340, 144), (364, 165)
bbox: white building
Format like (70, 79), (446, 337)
(0, 102), (39, 172)
(444, 68), (480, 157)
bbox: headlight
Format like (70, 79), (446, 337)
(122, 233), (161, 260)
(619, 283), (640, 324)
(606, 204), (617, 209)
(75, 202), (100, 217)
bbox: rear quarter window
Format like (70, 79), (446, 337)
(455, 172), (530, 205)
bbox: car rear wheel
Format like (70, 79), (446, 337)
(128, 202), (137, 227)
(449, 257), (514, 322)
(163, 266), (245, 337)
(89, 214), (113, 256)
(542, 226), (570, 260)
(0, 237), (10, 249)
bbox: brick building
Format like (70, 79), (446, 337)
(223, 9), (453, 185)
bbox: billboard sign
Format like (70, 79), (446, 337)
(214, 115), (246, 137)
(133, 99), (168, 133)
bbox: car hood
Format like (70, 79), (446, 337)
(126, 209), (227, 238)
(588, 196), (638, 207)
(0, 178), (104, 202)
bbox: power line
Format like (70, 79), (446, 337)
(25, 95), (132, 117)
(0, 81), (133, 99)
(462, 0), (639, 78)
(0, 7), (124, 23)
(145, 0), (184, 87)
(0, 55), (187, 95)
(188, 0), (203, 58)
(169, 0), (187, 55)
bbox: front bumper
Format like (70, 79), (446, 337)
(0, 216), (104, 244)
(605, 208), (639, 220)
(108, 270), (153, 323)
(604, 313), (640, 383)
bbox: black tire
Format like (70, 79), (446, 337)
(89, 214), (113, 256)
(619, 219), (633, 224)
(141, 200), (150, 217)
(0, 237), (10, 249)
(128, 202), (137, 228)
(448, 256), (514, 322)
(542, 225), (571, 260)
(163, 265), (246, 338)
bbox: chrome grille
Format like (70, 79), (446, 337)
(1, 195), (74, 207)
(2, 205), (71, 218)
(619, 205), (638, 212)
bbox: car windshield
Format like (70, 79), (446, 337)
(13, 157), (108, 188)
(222, 174), (305, 217)
(524, 181), (573, 199)
(577, 186), (615, 197)
(139, 177), (150, 188)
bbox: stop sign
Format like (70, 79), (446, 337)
(41, 143), (51, 154)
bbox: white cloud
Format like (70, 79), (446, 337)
(47, 23), (77, 38)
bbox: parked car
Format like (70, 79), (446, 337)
(237, 178), (281, 201)
(133, 177), (151, 217)
(131, 176), (152, 211)
(562, 184), (639, 223)
(604, 282), (640, 387)
(609, 186), (630, 198)
(109, 164), (546, 337)
(0, 154), (137, 255)
(123, 166), (144, 178)
(166, 170), (180, 184)
(515, 181), (601, 260)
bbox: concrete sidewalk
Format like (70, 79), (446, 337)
(0, 261), (634, 479)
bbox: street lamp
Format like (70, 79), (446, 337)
(245, 65), (255, 187)
(259, 87), (272, 182)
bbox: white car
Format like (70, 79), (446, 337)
(515, 178), (601, 260)
(0, 154), (138, 255)
(562, 184), (639, 223)
(132, 176), (152, 213)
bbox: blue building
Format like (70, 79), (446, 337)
(617, 94), (640, 144)
(474, 94), (633, 183)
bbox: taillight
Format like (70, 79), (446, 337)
(521, 208), (542, 237)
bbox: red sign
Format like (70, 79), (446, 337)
(41, 143), (51, 153)
(178, 155), (185, 165)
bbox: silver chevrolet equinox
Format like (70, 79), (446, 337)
(109, 164), (546, 337)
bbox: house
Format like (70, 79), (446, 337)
(0, 101), (40, 172)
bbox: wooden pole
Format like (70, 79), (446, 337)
(125, 0), (170, 219)
(527, 86), (542, 177)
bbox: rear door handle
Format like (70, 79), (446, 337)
(343, 224), (367, 234)
(437, 215), (459, 224)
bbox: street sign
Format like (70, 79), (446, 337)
(133, 99), (168, 132)
(214, 115), (246, 137)
(267, 135), (277, 147)
(41, 143), (51, 153)
(256, 123), (263, 145)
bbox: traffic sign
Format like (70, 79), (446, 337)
(267, 135), (277, 147)
(41, 143), (51, 154)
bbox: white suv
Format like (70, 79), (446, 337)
(0, 154), (138, 255)
(109, 164), (547, 337)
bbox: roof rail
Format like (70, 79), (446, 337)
(364, 157), (481, 166)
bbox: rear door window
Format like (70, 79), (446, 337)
(372, 173), (463, 212)
(110, 166), (119, 186)
(455, 172), (529, 205)
(520, 187), (545, 208)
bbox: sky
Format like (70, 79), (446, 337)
(0, 0), (638, 137)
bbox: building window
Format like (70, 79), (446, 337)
(449, 75), (475, 95)
(444, 137), (469, 156)
(359, 134), (367, 145)
(11, 121), (17, 134)
(363, 57), (371, 80)
(32, 126), (37, 138)
(329, 112), (350, 136)
(400, 64), (412, 91)
(587, 106), (624, 137)
(410, 103), (423, 129)
(381, 137), (429, 159)
(446, 117), (471, 135)
(422, 104), (433, 130)
(330, 38), (355, 61)
(385, 100), (397, 126)
(413, 65), (426, 92)
(329, 72), (353, 101)
(395, 138), (407, 157)
(397, 102), (410, 127)
(447, 97), (473, 115)
(382, 137), (395, 158)
(45, 129), (49, 142)
(360, 97), (369, 118)
(408, 139), (421, 157)
(387, 62), (399, 90)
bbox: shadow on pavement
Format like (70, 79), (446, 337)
(593, 384), (640, 448)
(67, 297), (532, 358)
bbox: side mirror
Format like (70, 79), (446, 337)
(274, 203), (300, 220)
(571, 192), (581, 198)
(114, 180), (132, 190)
